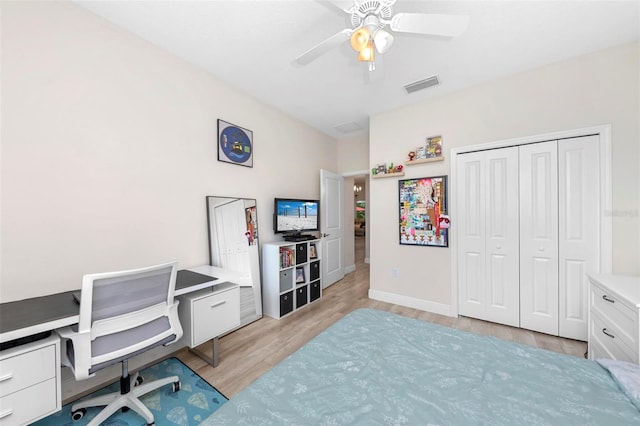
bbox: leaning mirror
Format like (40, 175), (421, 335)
(206, 196), (262, 329)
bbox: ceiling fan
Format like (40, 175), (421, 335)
(295, 0), (469, 69)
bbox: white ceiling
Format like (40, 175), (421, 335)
(75, 1), (640, 139)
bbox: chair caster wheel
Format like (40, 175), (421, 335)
(135, 375), (144, 386)
(172, 381), (181, 392)
(71, 408), (86, 421)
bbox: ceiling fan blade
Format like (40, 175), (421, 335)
(294, 29), (352, 66)
(390, 13), (470, 37)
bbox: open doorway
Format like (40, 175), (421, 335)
(342, 173), (369, 270)
(353, 176), (367, 264)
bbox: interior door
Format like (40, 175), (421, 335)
(457, 151), (487, 319)
(520, 141), (559, 335)
(558, 135), (599, 340)
(484, 147), (520, 327)
(457, 148), (519, 326)
(320, 169), (344, 288)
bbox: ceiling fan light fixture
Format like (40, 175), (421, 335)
(358, 40), (375, 62)
(350, 28), (370, 52)
(373, 29), (394, 54)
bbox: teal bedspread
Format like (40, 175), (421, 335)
(204, 308), (640, 425)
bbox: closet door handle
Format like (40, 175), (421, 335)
(538, 246), (545, 252)
(496, 245), (502, 250)
(602, 295), (615, 303)
(602, 328), (615, 339)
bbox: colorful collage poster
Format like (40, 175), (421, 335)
(399, 176), (449, 247)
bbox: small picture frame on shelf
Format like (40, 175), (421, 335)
(415, 147), (427, 159)
(309, 243), (317, 259)
(296, 267), (305, 284)
(425, 135), (443, 158)
(377, 163), (387, 174)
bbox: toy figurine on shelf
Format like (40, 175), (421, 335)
(396, 164), (404, 172)
(408, 151), (416, 161)
(388, 162), (394, 173)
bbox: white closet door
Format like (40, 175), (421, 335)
(520, 141), (559, 335)
(484, 147), (520, 327)
(457, 151), (487, 319)
(558, 136), (600, 340)
(457, 148), (519, 326)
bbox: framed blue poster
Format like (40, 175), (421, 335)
(218, 119), (253, 167)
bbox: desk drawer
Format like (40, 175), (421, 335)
(0, 378), (58, 426)
(0, 343), (56, 398)
(189, 287), (240, 347)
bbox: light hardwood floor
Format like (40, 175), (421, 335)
(176, 236), (587, 398)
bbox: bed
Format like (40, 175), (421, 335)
(204, 308), (640, 425)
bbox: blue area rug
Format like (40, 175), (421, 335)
(33, 357), (227, 426)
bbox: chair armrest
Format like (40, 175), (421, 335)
(56, 326), (75, 339)
(55, 326), (93, 380)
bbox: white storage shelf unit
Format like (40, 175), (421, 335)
(263, 240), (321, 319)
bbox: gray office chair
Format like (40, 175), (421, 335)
(57, 261), (184, 426)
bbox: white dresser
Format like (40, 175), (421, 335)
(588, 274), (640, 364)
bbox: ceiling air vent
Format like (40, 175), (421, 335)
(403, 75), (439, 94)
(334, 122), (362, 133)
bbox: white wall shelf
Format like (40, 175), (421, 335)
(371, 171), (405, 179)
(405, 156), (445, 165)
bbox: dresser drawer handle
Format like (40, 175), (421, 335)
(0, 373), (13, 383)
(0, 409), (13, 420)
(602, 295), (615, 303)
(602, 328), (615, 339)
(210, 300), (226, 309)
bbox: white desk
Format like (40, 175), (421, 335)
(177, 265), (242, 367)
(0, 266), (240, 426)
(177, 265), (243, 295)
(0, 266), (237, 344)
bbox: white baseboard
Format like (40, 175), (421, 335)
(345, 264), (356, 274)
(368, 289), (455, 317)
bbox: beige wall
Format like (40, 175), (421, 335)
(0, 1), (337, 302)
(336, 133), (369, 174)
(369, 41), (640, 312)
